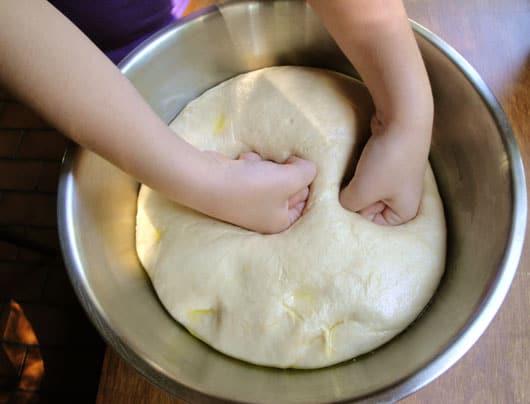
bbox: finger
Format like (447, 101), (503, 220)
(381, 206), (405, 225)
(238, 151), (263, 161)
(339, 176), (383, 213)
(360, 203), (407, 226)
(357, 201), (385, 222)
(358, 201), (385, 216)
(204, 150), (228, 160)
(343, 179), (420, 225)
(288, 201), (306, 225)
(372, 213), (388, 225)
(284, 156), (317, 188)
(285, 155), (299, 165)
(288, 187), (309, 209)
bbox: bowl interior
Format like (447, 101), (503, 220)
(59, 1), (524, 403)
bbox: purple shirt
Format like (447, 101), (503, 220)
(49, 0), (190, 64)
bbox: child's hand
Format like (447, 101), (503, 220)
(201, 151), (317, 234)
(308, 0), (434, 226)
(340, 116), (429, 225)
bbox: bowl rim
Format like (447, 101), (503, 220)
(57, 1), (527, 402)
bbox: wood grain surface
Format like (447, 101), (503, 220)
(97, 0), (530, 403)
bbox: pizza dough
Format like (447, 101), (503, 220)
(136, 66), (446, 369)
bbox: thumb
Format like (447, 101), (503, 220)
(284, 156), (317, 189)
(340, 177), (420, 225)
(339, 175), (383, 213)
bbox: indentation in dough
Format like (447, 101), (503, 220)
(187, 308), (216, 322)
(278, 265), (286, 281)
(293, 289), (315, 304)
(263, 319), (281, 329)
(214, 113), (226, 135)
(282, 301), (303, 322)
(322, 321), (344, 357)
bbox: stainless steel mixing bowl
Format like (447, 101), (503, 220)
(57, 1), (527, 402)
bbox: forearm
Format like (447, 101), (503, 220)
(308, 0), (433, 140)
(0, 0), (212, 207)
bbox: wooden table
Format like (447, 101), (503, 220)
(97, 0), (530, 402)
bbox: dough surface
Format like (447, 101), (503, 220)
(136, 66), (446, 369)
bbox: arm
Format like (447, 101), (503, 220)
(0, 0), (316, 234)
(308, 0), (433, 225)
